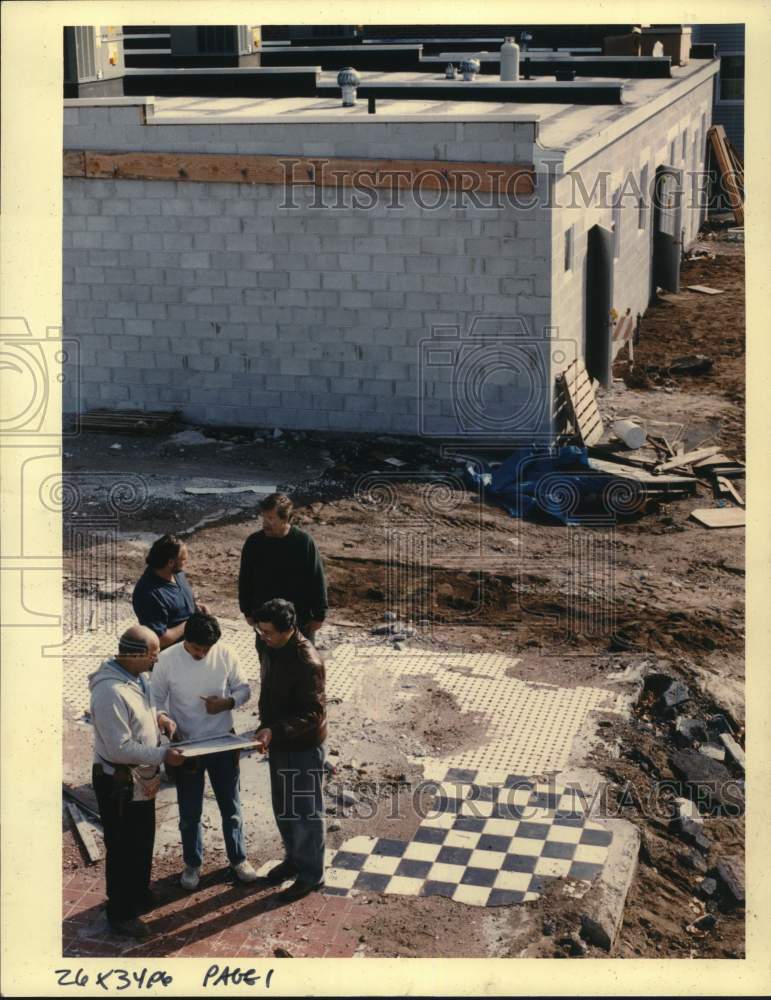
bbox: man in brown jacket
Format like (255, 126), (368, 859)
(254, 598), (327, 901)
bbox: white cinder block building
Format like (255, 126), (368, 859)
(62, 54), (719, 437)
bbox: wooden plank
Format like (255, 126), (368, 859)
(588, 456), (696, 486)
(64, 150), (534, 194)
(690, 507), (746, 529)
(653, 446), (720, 474)
(686, 285), (724, 295)
(715, 476), (745, 506)
(709, 125), (744, 225)
(63, 149), (86, 176)
(66, 801), (102, 863)
(692, 453), (734, 468)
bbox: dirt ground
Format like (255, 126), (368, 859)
(63, 226), (745, 958)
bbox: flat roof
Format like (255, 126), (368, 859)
(64, 56), (719, 168)
(316, 70), (625, 90)
(143, 95), (539, 124)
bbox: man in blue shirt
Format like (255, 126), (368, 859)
(132, 534), (209, 649)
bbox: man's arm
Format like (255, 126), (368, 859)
(238, 536), (256, 618)
(268, 657), (325, 744)
(305, 535), (328, 626)
(158, 622), (185, 649)
(91, 688), (167, 767)
(133, 588), (180, 647)
(226, 649), (252, 709)
(149, 658), (171, 716)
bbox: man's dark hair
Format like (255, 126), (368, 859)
(256, 598), (296, 632)
(146, 534), (184, 569)
(260, 493), (293, 522)
(184, 612), (221, 646)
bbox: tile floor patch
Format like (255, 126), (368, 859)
(325, 644), (621, 774)
(260, 771), (613, 908)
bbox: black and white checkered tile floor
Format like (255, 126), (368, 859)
(262, 768), (613, 908)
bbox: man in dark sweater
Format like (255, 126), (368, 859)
(238, 494), (328, 643)
(254, 599), (326, 901)
(133, 534), (209, 649)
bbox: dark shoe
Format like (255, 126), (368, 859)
(278, 878), (324, 902)
(264, 860), (298, 886)
(108, 916), (151, 940)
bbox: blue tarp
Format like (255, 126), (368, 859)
(466, 445), (626, 523)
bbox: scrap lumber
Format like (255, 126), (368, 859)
(708, 125), (744, 225)
(714, 476), (745, 506)
(79, 408), (178, 434)
(692, 453), (734, 469)
(587, 456), (697, 492)
(65, 800), (102, 863)
(690, 507), (745, 529)
(647, 433), (676, 459)
(556, 359), (604, 446)
(653, 446), (720, 475)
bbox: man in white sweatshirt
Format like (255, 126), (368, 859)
(89, 624), (185, 940)
(151, 612), (259, 889)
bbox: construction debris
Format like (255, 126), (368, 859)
(183, 484), (277, 495)
(690, 508), (746, 529)
(708, 124), (744, 226)
(168, 429), (219, 447)
(719, 733), (745, 772)
(79, 408), (179, 434)
(611, 419), (646, 449)
(713, 476), (745, 507)
(668, 354), (714, 376)
(686, 285), (724, 295)
(652, 447), (721, 474)
(555, 358), (604, 446)
(65, 800), (102, 864)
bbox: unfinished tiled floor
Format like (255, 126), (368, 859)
(261, 770), (612, 909)
(326, 644), (621, 774)
(65, 623), (622, 916)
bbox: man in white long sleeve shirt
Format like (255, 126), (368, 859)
(151, 612), (258, 888)
(89, 624), (185, 939)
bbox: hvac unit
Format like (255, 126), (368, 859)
(168, 25), (261, 66)
(63, 25), (125, 97)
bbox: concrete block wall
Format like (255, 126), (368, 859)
(63, 110), (552, 434)
(64, 104), (537, 164)
(549, 77), (714, 369)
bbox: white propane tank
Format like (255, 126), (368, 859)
(500, 36), (520, 81)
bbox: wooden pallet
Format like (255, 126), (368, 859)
(79, 408), (179, 434)
(555, 358), (604, 446)
(708, 125), (744, 225)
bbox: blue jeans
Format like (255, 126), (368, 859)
(268, 745), (325, 885)
(174, 751), (246, 870)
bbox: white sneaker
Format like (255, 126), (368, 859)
(232, 859), (259, 883)
(180, 865), (201, 891)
